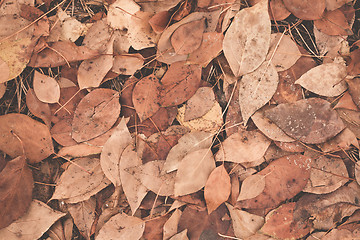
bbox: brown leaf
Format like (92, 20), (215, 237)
(174, 148), (215, 196)
(120, 145), (148, 214)
(226, 203), (264, 239)
(51, 157), (111, 203)
(72, 88), (120, 142)
(0, 156), (33, 229)
(204, 165), (231, 214)
(265, 98), (345, 144)
(0, 200), (66, 239)
(346, 77), (360, 108)
(163, 131), (213, 173)
(159, 62), (202, 107)
(269, 0), (291, 21)
(163, 209), (182, 240)
(96, 213), (145, 240)
(184, 87), (215, 121)
(318, 128), (359, 152)
(171, 19), (205, 55)
(0, 57), (10, 83)
(100, 118), (132, 187)
(51, 118), (77, 147)
(112, 54), (144, 75)
(77, 37), (114, 89)
(260, 202), (311, 239)
(148, 11), (172, 33)
(295, 61), (347, 97)
(223, 0), (271, 77)
(238, 61), (279, 124)
(26, 88), (52, 127)
(314, 9), (352, 36)
(273, 56), (316, 104)
(127, 160), (176, 196)
(132, 74), (160, 121)
(187, 32), (223, 67)
(282, 0), (325, 20)
(334, 91), (359, 111)
(303, 154), (348, 194)
(237, 155), (311, 209)
(143, 214), (170, 239)
(67, 198), (96, 239)
(0, 113), (54, 163)
(28, 41), (99, 68)
(215, 130), (271, 166)
(237, 174), (266, 201)
(33, 71), (60, 104)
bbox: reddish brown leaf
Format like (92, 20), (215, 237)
(28, 41), (99, 68)
(269, 0), (291, 21)
(0, 156), (33, 229)
(159, 62), (202, 107)
(265, 98), (345, 144)
(72, 88), (120, 142)
(283, 0), (325, 20)
(273, 56), (317, 104)
(204, 165), (231, 214)
(171, 19), (205, 55)
(260, 202), (311, 239)
(33, 71), (60, 104)
(143, 214), (171, 239)
(51, 118), (77, 147)
(346, 77), (360, 108)
(314, 9), (352, 36)
(334, 91), (359, 111)
(132, 74), (160, 122)
(148, 11), (172, 33)
(26, 88), (52, 127)
(0, 113), (54, 163)
(237, 155), (311, 209)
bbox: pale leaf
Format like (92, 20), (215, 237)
(223, 0), (271, 77)
(239, 61), (279, 124)
(174, 148), (215, 196)
(237, 174), (266, 201)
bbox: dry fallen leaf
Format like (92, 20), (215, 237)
(226, 203), (265, 239)
(0, 200), (66, 240)
(238, 61), (279, 124)
(51, 157), (111, 203)
(127, 160), (176, 196)
(267, 33), (301, 71)
(265, 98), (345, 144)
(223, 0), (271, 77)
(112, 54), (144, 75)
(26, 88), (52, 127)
(260, 202), (311, 239)
(282, 0), (325, 20)
(163, 209), (182, 240)
(237, 155), (312, 209)
(96, 212), (145, 240)
(171, 19), (205, 55)
(174, 148), (215, 196)
(163, 131), (213, 173)
(100, 118), (132, 187)
(295, 61), (347, 97)
(132, 74), (160, 121)
(120, 144), (148, 214)
(72, 88), (120, 142)
(237, 174), (266, 201)
(0, 156), (33, 229)
(314, 9), (352, 36)
(159, 62), (202, 107)
(0, 113), (54, 163)
(215, 130), (271, 165)
(33, 71), (60, 104)
(204, 165), (231, 214)
(184, 87), (215, 121)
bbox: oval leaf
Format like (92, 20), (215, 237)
(96, 213), (145, 240)
(0, 113), (54, 163)
(282, 0), (325, 20)
(204, 165), (231, 214)
(33, 71), (60, 103)
(132, 74), (160, 121)
(265, 98), (345, 144)
(174, 148), (216, 196)
(0, 156), (33, 229)
(72, 88), (120, 142)
(223, 0), (271, 77)
(237, 174), (266, 201)
(239, 61), (279, 124)
(159, 62), (202, 107)
(51, 157), (111, 203)
(295, 62), (347, 97)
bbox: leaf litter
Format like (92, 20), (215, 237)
(0, 0), (360, 239)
